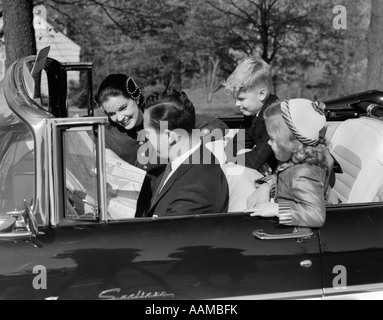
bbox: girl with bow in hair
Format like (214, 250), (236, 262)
(246, 99), (330, 228)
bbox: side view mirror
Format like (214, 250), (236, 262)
(0, 200), (41, 246)
(23, 200), (39, 237)
(0, 216), (17, 233)
(253, 227), (313, 242)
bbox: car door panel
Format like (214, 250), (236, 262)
(320, 204), (383, 299)
(1, 214), (321, 300)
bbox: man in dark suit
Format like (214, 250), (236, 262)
(142, 90), (229, 217)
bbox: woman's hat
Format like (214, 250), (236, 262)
(281, 98), (327, 146)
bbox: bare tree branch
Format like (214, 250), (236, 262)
(91, 0), (129, 32)
(206, 0), (252, 23)
(44, 2), (79, 26)
(226, 0), (260, 27)
(247, 0), (262, 11)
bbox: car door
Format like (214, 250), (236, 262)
(319, 203), (383, 300)
(0, 212), (322, 300)
(0, 109), (322, 300)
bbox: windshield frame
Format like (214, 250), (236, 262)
(1, 56), (54, 225)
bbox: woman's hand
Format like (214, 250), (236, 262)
(249, 202), (279, 218)
(246, 184), (271, 209)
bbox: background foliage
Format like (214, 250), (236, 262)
(0, 0), (379, 115)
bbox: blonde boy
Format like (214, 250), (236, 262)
(224, 57), (279, 175)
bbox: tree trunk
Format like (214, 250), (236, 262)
(196, 55), (220, 105)
(171, 59), (182, 90)
(366, 0), (383, 90)
(196, 55), (207, 105)
(3, 0), (36, 70)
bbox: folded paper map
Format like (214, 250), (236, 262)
(67, 119), (146, 219)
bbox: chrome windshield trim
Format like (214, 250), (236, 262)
(96, 123), (107, 221)
(48, 117), (108, 226)
(3, 56), (53, 226)
(50, 117), (109, 127)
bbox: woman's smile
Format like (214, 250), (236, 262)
(121, 116), (133, 126)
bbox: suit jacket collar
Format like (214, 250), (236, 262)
(148, 145), (216, 212)
(260, 93), (279, 115)
(243, 94), (279, 127)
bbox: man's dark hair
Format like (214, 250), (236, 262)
(144, 89), (196, 134)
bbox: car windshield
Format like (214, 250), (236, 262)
(0, 94), (35, 216)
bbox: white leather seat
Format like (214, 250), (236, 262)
(374, 185), (383, 202)
(205, 132), (263, 212)
(328, 117), (383, 204)
(221, 163), (262, 212)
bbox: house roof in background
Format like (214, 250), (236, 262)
(0, 16), (81, 56)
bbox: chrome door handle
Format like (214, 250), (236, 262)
(253, 227), (313, 241)
(300, 260), (313, 268)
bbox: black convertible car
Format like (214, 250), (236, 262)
(0, 56), (383, 300)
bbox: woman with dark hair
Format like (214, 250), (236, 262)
(95, 74), (147, 167)
(95, 74), (228, 173)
